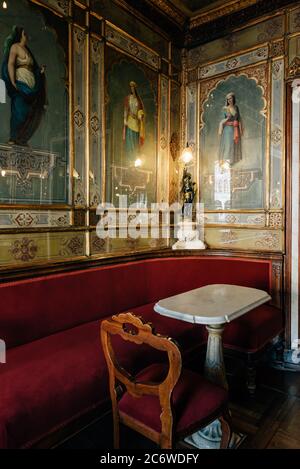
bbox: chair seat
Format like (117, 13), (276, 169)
(119, 363), (228, 437)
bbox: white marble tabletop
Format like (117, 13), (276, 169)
(154, 284), (271, 325)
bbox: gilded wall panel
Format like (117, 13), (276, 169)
(89, 37), (103, 207)
(105, 24), (160, 71)
(203, 228), (283, 252)
(169, 81), (181, 204)
(289, 6), (300, 34)
(186, 82), (197, 183)
(198, 46), (268, 80)
(0, 210), (71, 228)
(73, 26), (88, 207)
(270, 59), (284, 209)
(158, 76), (169, 203)
(0, 231), (86, 266)
(187, 16), (284, 69)
(204, 212), (266, 227)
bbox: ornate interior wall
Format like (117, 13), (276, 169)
(184, 9), (300, 253)
(0, 0), (181, 270)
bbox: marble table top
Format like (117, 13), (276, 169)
(154, 284), (271, 325)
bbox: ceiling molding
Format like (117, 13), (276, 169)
(145, 0), (187, 26)
(189, 0), (259, 29)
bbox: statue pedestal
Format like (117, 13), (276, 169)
(172, 220), (206, 250)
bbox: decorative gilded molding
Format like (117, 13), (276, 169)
(256, 17), (283, 42)
(203, 213), (266, 227)
(160, 135), (167, 150)
(272, 262), (282, 279)
(74, 108), (85, 129)
(255, 232), (280, 249)
(105, 24), (159, 70)
(74, 179), (86, 206)
(181, 50), (188, 149)
(269, 212), (283, 228)
(59, 236), (84, 256)
(91, 236), (110, 253)
(89, 191), (101, 208)
(272, 60), (283, 80)
(0, 211), (69, 228)
(91, 38), (102, 64)
(198, 46), (268, 81)
(90, 114), (100, 135)
(170, 131), (179, 162)
(49, 214), (69, 226)
(220, 230), (238, 245)
(146, 0), (186, 26)
(288, 57), (300, 79)
(190, 0), (259, 29)
(74, 27), (86, 53)
(0, 144), (57, 192)
(38, 0), (69, 16)
(10, 238), (38, 262)
(270, 40), (285, 58)
(270, 190), (281, 209)
(74, 209), (86, 227)
(188, 69), (197, 82)
(271, 126), (282, 146)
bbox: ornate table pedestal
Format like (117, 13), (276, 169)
(154, 284), (271, 450)
(184, 324), (227, 449)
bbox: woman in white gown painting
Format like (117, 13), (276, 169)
(218, 92), (243, 166)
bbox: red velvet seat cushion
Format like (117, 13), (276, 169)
(0, 303), (204, 449)
(0, 318), (159, 449)
(223, 304), (284, 353)
(119, 363), (228, 436)
(0, 320), (108, 448)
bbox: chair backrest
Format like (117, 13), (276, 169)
(101, 313), (182, 445)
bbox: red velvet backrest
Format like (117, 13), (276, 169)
(0, 256), (272, 349)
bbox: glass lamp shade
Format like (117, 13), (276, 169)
(181, 145), (193, 164)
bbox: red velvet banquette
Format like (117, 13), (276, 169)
(0, 256), (283, 448)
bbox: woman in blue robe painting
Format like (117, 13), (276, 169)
(1, 26), (46, 146)
(123, 81), (145, 163)
(218, 92), (243, 166)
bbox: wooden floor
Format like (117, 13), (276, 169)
(57, 362), (300, 449)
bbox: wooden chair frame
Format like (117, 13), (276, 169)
(101, 312), (231, 449)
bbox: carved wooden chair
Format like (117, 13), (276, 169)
(101, 312), (232, 449)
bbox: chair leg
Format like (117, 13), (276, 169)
(112, 408), (120, 449)
(219, 410), (232, 449)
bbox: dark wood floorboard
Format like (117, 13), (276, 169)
(57, 363), (300, 449)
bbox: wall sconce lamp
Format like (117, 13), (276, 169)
(2, 2), (7, 9)
(180, 142), (193, 166)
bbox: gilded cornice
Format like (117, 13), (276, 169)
(146, 0), (187, 26)
(190, 0), (259, 29)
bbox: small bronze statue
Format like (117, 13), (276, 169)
(180, 168), (196, 218)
